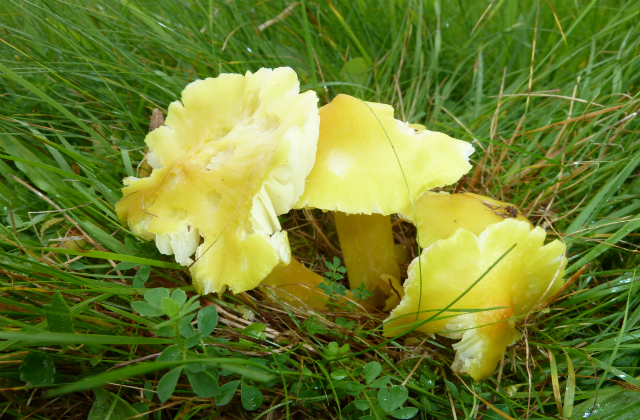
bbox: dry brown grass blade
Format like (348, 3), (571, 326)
(258, 2), (300, 32)
(302, 209), (341, 257)
(546, 77), (580, 157)
(517, 104), (628, 138)
(500, 102), (629, 193)
(535, 264), (591, 312)
(9, 175), (101, 251)
(454, 372), (516, 420)
(470, 0), (496, 36)
(546, 0), (568, 46)
(8, 174), (121, 273)
(486, 115), (525, 189)
(490, 68), (507, 142)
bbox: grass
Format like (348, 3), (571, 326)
(1, 0), (640, 418)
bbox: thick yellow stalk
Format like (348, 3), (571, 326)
(334, 212), (401, 308)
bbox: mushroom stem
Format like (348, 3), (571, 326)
(334, 212), (401, 308)
(261, 259), (328, 310)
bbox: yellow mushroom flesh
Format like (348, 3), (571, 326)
(334, 212), (401, 308)
(116, 68), (319, 295)
(384, 219), (566, 380)
(400, 192), (532, 249)
(296, 94), (473, 307)
(260, 259), (328, 310)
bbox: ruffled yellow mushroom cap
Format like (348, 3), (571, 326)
(400, 192), (532, 249)
(384, 219), (566, 380)
(116, 68), (319, 295)
(295, 94), (474, 215)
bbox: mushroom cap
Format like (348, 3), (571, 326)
(295, 94), (474, 215)
(384, 219), (566, 380)
(399, 192), (532, 248)
(260, 259), (328, 310)
(116, 67), (319, 294)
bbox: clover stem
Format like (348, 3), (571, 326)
(173, 321), (186, 355)
(333, 212), (401, 308)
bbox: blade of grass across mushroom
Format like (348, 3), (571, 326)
(294, 94), (474, 309)
(384, 220), (567, 381)
(325, 243), (518, 364)
(393, 189), (534, 338)
(380, 243), (518, 339)
(357, 99), (423, 315)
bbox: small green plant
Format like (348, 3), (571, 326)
(351, 282), (374, 302)
(131, 289), (220, 402)
(318, 257), (373, 303)
(296, 347), (419, 420)
(20, 352), (55, 387)
(131, 288), (273, 407)
(318, 257), (348, 299)
(337, 369), (417, 420)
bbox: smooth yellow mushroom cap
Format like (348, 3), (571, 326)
(295, 94), (474, 215)
(383, 219), (566, 380)
(116, 67), (319, 295)
(400, 192), (532, 248)
(260, 259), (328, 310)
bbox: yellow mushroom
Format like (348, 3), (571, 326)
(399, 192), (532, 249)
(260, 259), (328, 310)
(295, 94), (474, 308)
(384, 219), (566, 381)
(116, 67), (320, 295)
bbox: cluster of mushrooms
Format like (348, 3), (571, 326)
(116, 67), (567, 381)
